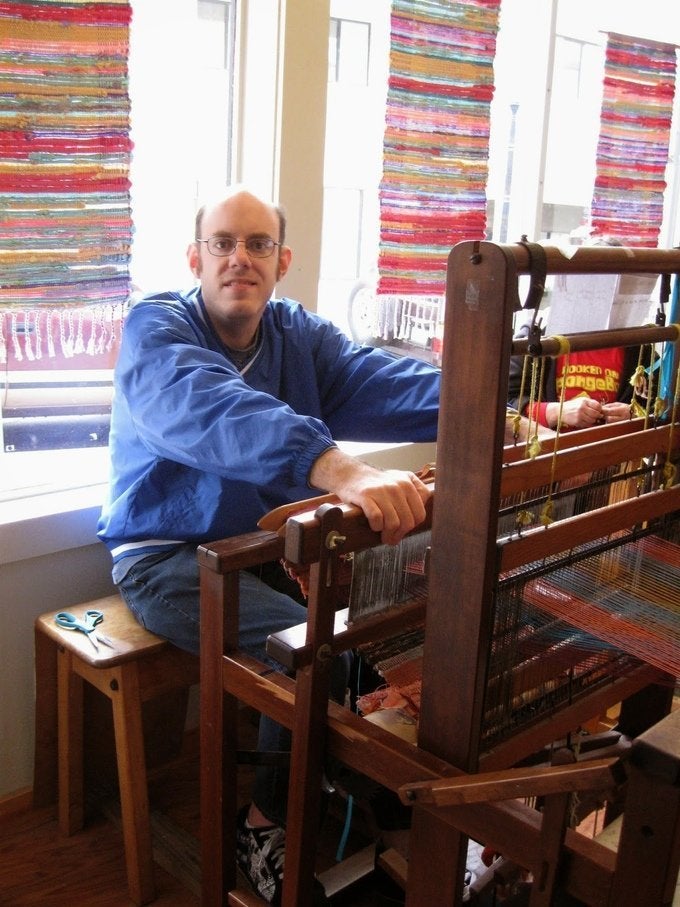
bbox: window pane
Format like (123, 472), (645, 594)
(319, 0), (680, 351)
(329, 17), (370, 86)
(542, 36), (603, 242)
(0, 0), (237, 497)
(129, 0), (236, 292)
(328, 18), (340, 82)
(319, 187), (363, 280)
(318, 4), (389, 336)
(338, 20), (370, 86)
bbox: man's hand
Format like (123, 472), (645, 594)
(308, 447), (431, 545)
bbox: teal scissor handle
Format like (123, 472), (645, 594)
(55, 609), (113, 650)
(83, 610), (114, 647)
(82, 609), (105, 630)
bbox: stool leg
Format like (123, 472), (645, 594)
(57, 648), (85, 835)
(110, 662), (156, 906)
(33, 627), (58, 807)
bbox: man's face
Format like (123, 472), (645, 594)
(187, 190), (291, 343)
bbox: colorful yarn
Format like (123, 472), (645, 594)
(0, 0), (132, 360)
(590, 33), (677, 247)
(377, 0), (500, 296)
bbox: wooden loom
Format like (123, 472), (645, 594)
(199, 241), (680, 907)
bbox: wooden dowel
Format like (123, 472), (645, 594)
(512, 324), (679, 357)
(501, 242), (680, 275)
(499, 484), (680, 571)
(399, 758), (617, 807)
(501, 422), (680, 497)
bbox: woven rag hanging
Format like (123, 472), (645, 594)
(0, 0), (133, 362)
(377, 0), (501, 297)
(590, 32), (678, 247)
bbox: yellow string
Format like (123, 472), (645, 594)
(539, 339), (570, 527)
(539, 498), (554, 527)
(548, 334), (571, 357)
(663, 348), (680, 489)
(526, 354), (539, 454)
(629, 346), (655, 492)
(527, 356), (546, 459)
(512, 352), (544, 533)
(527, 434), (543, 460)
(513, 355), (531, 445)
(515, 509), (534, 529)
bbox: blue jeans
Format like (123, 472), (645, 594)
(116, 543), (351, 825)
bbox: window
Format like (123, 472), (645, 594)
(318, 3), (389, 337)
(128, 0), (237, 292)
(3, 0), (678, 502)
(0, 0), (237, 501)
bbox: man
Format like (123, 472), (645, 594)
(98, 185), (440, 903)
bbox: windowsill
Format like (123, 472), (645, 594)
(0, 440), (436, 566)
(0, 483), (107, 566)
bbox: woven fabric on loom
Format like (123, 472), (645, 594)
(590, 32), (677, 247)
(0, 0), (133, 361)
(356, 534), (680, 743)
(377, 0), (500, 296)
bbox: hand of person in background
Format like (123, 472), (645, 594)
(545, 397), (632, 429)
(545, 396), (604, 429)
(600, 401), (632, 423)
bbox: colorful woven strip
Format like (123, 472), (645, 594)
(0, 0), (132, 360)
(377, 0), (500, 296)
(590, 33), (677, 248)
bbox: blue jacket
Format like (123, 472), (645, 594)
(97, 288), (440, 566)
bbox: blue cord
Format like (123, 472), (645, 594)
(336, 793), (354, 862)
(336, 655), (367, 861)
(659, 273), (679, 416)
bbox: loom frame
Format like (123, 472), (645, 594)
(199, 241), (680, 907)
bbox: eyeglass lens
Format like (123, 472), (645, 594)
(205, 236), (277, 258)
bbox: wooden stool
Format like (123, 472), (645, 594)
(33, 593), (200, 905)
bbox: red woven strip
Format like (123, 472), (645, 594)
(0, 2), (131, 25)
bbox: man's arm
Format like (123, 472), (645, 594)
(308, 447), (431, 546)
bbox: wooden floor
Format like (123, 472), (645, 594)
(0, 802), (198, 907)
(0, 722), (386, 907)
(3, 702), (638, 906)
(0, 732), (201, 907)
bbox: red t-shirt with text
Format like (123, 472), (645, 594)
(529, 348), (625, 427)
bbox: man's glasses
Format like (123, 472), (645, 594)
(197, 236), (281, 258)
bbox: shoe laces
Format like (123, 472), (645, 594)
(252, 823), (286, 875)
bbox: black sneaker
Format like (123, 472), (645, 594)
(236, 806), (286, 905)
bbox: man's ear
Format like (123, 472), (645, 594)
(187, 242), (201, 278)
(276, 245), (292, 281)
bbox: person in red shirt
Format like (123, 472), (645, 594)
(508, 336), (650, 431)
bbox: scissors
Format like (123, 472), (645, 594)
(54, 609), (115, 651)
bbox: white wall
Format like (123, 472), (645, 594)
(0, 511), (115, 799)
